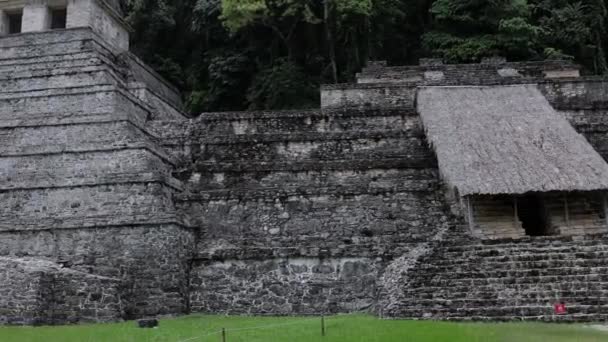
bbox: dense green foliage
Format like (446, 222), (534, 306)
(121, 0), (608, 113)
(2, 314), (608, 342)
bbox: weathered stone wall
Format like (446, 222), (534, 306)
(382, 229), (608, 321)
(175, 106), (454, 314)
(0, 225), (194, 318)
(66, 0), (130, 50)
(5, 24), (608, 324)
(539, 79), (608, 161)
(321, 83), (417, 108)
(0, 28), (191, 321)
(0, 257), (122, 325)
(191, 257), (383, 315)
(357, 59), (581, 84)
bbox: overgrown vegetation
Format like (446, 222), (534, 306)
(2, 314), (608, 342)
(121, 0), (608, 112)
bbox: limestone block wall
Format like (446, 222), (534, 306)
(66, 0), (129, 50)
(0, 257), (122, 325)
(190, 257), (383, 315)
(21, 0), (51, 33)
(321, 83), (417, 108)
(357, 60), (581, 84)
(0, 28), (192, 319)
(171, 107), (453, 314)
(6, 27), (608, 323)
(540, 79), (608, 161)
(124, 53), (184, 111)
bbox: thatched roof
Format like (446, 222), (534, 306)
(417, 85), (608, 196)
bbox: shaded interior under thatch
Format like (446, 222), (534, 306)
(417, 84), (608, 196)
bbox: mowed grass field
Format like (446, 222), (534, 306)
(1, 314), (607, 342)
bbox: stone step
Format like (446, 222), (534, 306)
(0, 40), (92, 61)
(197, 137), (433, 165)
(182, 181), (439, 200)
(408, 275), (608, 289)
(193, 108), (420, 137)
(0, 63), (113, 84)
(424, 258), (608, 270)
(432, 252), (608, 265)
(198, 107), (417, 121)
(194, 158), (436, 173)
(438, 313), (608, 322)
(411, 266), (608, 280)
(393, 304), (608, 318)
(437, 250), (608, 263)
(408, 273), (608, 292)
(2, 149), (180, 191)
(404, 283), (608, 295)
(0, 30), (114, 62)
(440, 248), (608, 261)
(0, 65), (121, 95)
(447, 235), (607, 246)
(0, 52), (101, 71)
(442, 240), (608, 253)
(183, 168), (439, 193)
(404, 288), (608, 300)
(399, 297), (608, 308)
(0, 28), (104, 48)
(393, 232), (608, 321)
(196, 130), (424, 145)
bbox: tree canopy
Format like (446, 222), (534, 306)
(121, 0), (608, 113)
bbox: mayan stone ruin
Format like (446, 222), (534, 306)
(3, 0), (608, 326)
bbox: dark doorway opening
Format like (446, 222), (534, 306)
(7, 11), (23, 34)
(50, 8), (67, 30)
(517, 194), (551, 236)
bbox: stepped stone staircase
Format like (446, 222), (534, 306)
(169, 106), (455, 315)
(385, 227), (608, 321)
(173, 60), (608, 319)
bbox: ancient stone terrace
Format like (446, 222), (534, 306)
(386, 228), (608, 321)
(3, 3), (608, 323)
(0, 2), (192, 323)
(161, 105), (452, 315)
(0, 0), (128, 50)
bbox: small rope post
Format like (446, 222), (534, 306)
(321, 316), (325, 337)
(222, 328), (226, 342)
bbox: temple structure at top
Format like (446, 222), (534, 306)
(0, 0), (128, 50)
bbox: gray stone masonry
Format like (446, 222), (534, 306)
(1, 28), (193, 321)
(4, 24), (608, 324)
(172, 61), (608, 320)
(0, 257), (122, 325)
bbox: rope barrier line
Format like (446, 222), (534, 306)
(178, 329), (221, 342)
(224, 316), (319, 333)
(176, 314), (353, 342)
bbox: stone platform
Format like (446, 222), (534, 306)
(4, 25), (608, 324)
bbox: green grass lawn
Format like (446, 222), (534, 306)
(1, 314), (607, 342)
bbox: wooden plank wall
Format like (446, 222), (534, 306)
(469, 192), (608, 239)
(545, 192), (607, 236)
(470, 195), (526, 239)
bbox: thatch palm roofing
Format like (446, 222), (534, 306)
(417, 84), (608, 196)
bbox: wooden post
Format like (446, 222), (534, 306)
(321, 316), (325, 337)
(466, 197), (475, 233)
(222, 328), (226, 342)
(513, 197), (519, 228)
(603, 193), (608, 229)
(564, 195), (570, 228)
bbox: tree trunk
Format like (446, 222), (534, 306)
(325, 0), (338, 83)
